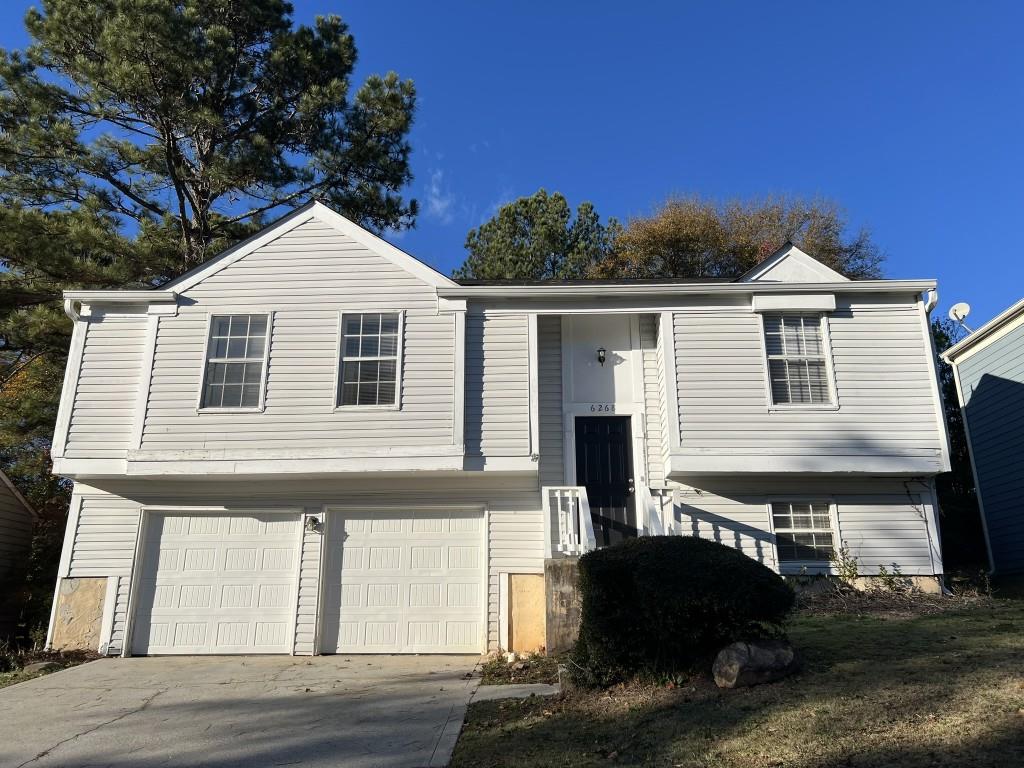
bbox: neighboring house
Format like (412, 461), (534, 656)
(46, 201), (950, 657)
(942, 299), (1024, 576)
(0, 470), (38, 634)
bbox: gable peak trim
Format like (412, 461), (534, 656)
(738, 243), (850, 283)
(162, 200), (456, 295)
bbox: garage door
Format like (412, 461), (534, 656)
(131, 513), (301, 655)
(322, 509), (485, 653)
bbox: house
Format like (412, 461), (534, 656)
(0, 469), (38, 635)
(46, 201), (950, 657)
(942, 298), (1024, 576)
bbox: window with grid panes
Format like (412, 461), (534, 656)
(338, 313), (400, 406)
(763, 314), (833, 405)
(771, 502), (835, 562)
(200, 314), (269, 409)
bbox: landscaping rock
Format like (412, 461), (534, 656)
(712, 640), (800, 688)
(21, 661), (62, 675)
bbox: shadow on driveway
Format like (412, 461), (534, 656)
(0, 654), (480, 768)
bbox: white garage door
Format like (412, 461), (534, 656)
(131, 513), (300, 655)
(322, 509), (485, 653)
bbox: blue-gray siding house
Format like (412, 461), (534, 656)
(943, 299), (1024, 575)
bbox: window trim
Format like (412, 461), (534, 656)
(332, 309), (405, 412)
(757, 312), (840, 412)
(766, 498), (841, 573)
(195, 311), (273, 414)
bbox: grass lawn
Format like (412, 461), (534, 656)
(453, 598), (1024, 767)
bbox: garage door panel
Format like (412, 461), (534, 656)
(132, 513), (300, 655)
(324, 510), (485, 654)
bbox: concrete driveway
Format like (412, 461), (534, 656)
(0, 654), (480, 768)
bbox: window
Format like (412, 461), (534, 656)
(338, 312), (400, 407)
(200, 314), (269, 409)
(771, 502), (835, 563)
(763, 314), (832, 406)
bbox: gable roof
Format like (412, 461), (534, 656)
(737, 243), (850, 283)
(0, 470), (37, 521)
(942, 298), (1024, 364)
(161, 200), (458, 294)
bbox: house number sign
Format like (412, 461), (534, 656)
(588, 403), (616, 413)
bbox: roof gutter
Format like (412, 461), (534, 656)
(62, 290), (178, 321)
(437, 279), (936, 299)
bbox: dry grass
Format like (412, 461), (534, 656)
(453, 598), (1024, 767)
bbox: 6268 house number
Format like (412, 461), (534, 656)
(589, 403), (615, 413)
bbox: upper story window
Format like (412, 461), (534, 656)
(771, 501), (835, 563)
(338, 312), (401, 407)
(200, 314), (270, 410)
(762, 314), (833, 406)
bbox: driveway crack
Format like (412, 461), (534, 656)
(14, 689), (167, 768)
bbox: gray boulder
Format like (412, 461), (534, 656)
(712, 640), (800, 688)
(22, 661), (63, 675)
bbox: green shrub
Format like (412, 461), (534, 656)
(571, 536), (794, 685)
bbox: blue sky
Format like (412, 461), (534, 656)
(2, 2), (1022, 326)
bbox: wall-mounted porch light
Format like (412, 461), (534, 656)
(597, 347), (606, 366)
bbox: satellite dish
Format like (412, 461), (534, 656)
(949, 302), (974, 333)
(949, 302), (971, 323)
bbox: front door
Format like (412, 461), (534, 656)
(574, 416), (637, 546)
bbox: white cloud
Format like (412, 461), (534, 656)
(424, 168), (455, 225)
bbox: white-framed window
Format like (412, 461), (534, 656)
(762, 313), (834, 406)
(338, 312), (402, 407)
(770, 501), (836, 564)
(200, 314), (270, 410)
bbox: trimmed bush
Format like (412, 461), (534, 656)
(572, 536), (794, 684)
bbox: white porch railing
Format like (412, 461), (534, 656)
(543, 486), (598, 557)
(640, 485), (664, 536)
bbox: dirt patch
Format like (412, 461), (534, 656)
(0, 648), (100, 689)
(794, 585), (991, 619)
(480, 653), (562, 685)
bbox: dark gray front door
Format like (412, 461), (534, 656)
(574, 416), (637, 546)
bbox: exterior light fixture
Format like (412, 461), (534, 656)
(597, 347), (606, 366)
(305, 516), (323, 533)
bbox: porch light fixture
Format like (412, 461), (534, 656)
(305, 516), (323, 533)
(597, 347), (606, 366)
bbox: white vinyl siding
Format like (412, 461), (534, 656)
(640, 314), (666, 485)
(200, 314), (270, 409)
(293, 513), (323, 655)
(140, 219), (454, 451)
(464, 310), (531, 457)
(64, 315), (148, 458)
(762, 314), (832, 405)
(770, 501), (835, 562)
(670, 478), (940, 575)
(537, 316), (564, 485)
(673, 298), (944, 466)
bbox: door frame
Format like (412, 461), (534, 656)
(123, 506), (304, 657)
(318, 503), (489, 654)
(560, 314), (649, 498)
